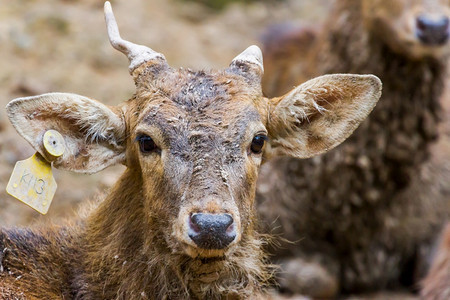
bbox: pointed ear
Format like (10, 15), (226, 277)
(6, 93), (126, 173)
(266, 74), (381, 159)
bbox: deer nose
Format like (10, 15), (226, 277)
(416, 15), (449, 45)
(188, 213), (236, 250)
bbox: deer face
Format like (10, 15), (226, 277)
(362, 0), (450, 59)
(6, 2), (381, 260)
(128, 66), (269, 257)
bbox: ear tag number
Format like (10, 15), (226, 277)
(6, 130), (65, 215)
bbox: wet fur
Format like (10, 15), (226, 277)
(259, 0), (450, 295)
(0, 67), (382, 299)
(1, 66), (272, 299)
(1, 7), (382, 296)
(421, 224), (450, 300)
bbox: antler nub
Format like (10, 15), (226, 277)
(231, 45), (264, 74)
(104, 1), (165, 71)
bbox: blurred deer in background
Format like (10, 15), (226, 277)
(0, 2), (381, 299)
(421, 223), (450, 300)
(259, 0), (450, 297)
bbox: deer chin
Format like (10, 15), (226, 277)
(189, 257), (229, 284)
(185, 247), (232, 285)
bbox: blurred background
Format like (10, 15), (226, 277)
(0, 0), (330, 226)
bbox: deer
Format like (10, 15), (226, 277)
(0, 2), (381, 299)
(258, 0), (450, 297)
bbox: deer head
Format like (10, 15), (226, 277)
(362, 0), (450, 59)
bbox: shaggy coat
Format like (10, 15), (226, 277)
(258, 0), (450, 296)
(421, 223), (450, 300)
(0, 3), (381, 299)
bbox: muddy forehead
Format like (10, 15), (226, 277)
(138, 69), (263, 155)
(150, 68), (259, 107)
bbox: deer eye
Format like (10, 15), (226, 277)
(250, 134), (268, 154)
(136, 135), (158, 154)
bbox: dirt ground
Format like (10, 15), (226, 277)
(0, 0), (447, 298)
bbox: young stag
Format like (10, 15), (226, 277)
(259, 0), (450, 297)
(0, 2), (381, 299)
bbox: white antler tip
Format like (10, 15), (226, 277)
(232, 45), (264, 73)
(104, 1), (112, 14)
(247, 45), (263, 57)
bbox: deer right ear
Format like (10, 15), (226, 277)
(6, 93), (126, 174)
(265, 74), (382, 159)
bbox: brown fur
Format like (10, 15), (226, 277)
(0, 4), (381, 298)
(1, 67), (273, 300)
(258, 0), (450, 296)
(421, 223), (450, 300)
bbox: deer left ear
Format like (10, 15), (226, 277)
(6, 93), (126, 174)
(265, 74), (382, 159)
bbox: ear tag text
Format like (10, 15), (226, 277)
(6, 130), (65, 214)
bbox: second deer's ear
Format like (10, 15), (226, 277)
(265, 74), (382, 159)
(6, 93), (126, 174)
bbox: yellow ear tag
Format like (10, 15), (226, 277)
(6, 130), (65, 215)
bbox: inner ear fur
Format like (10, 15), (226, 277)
(266, 74), (382, 159)
(6, 92), (126, 174)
